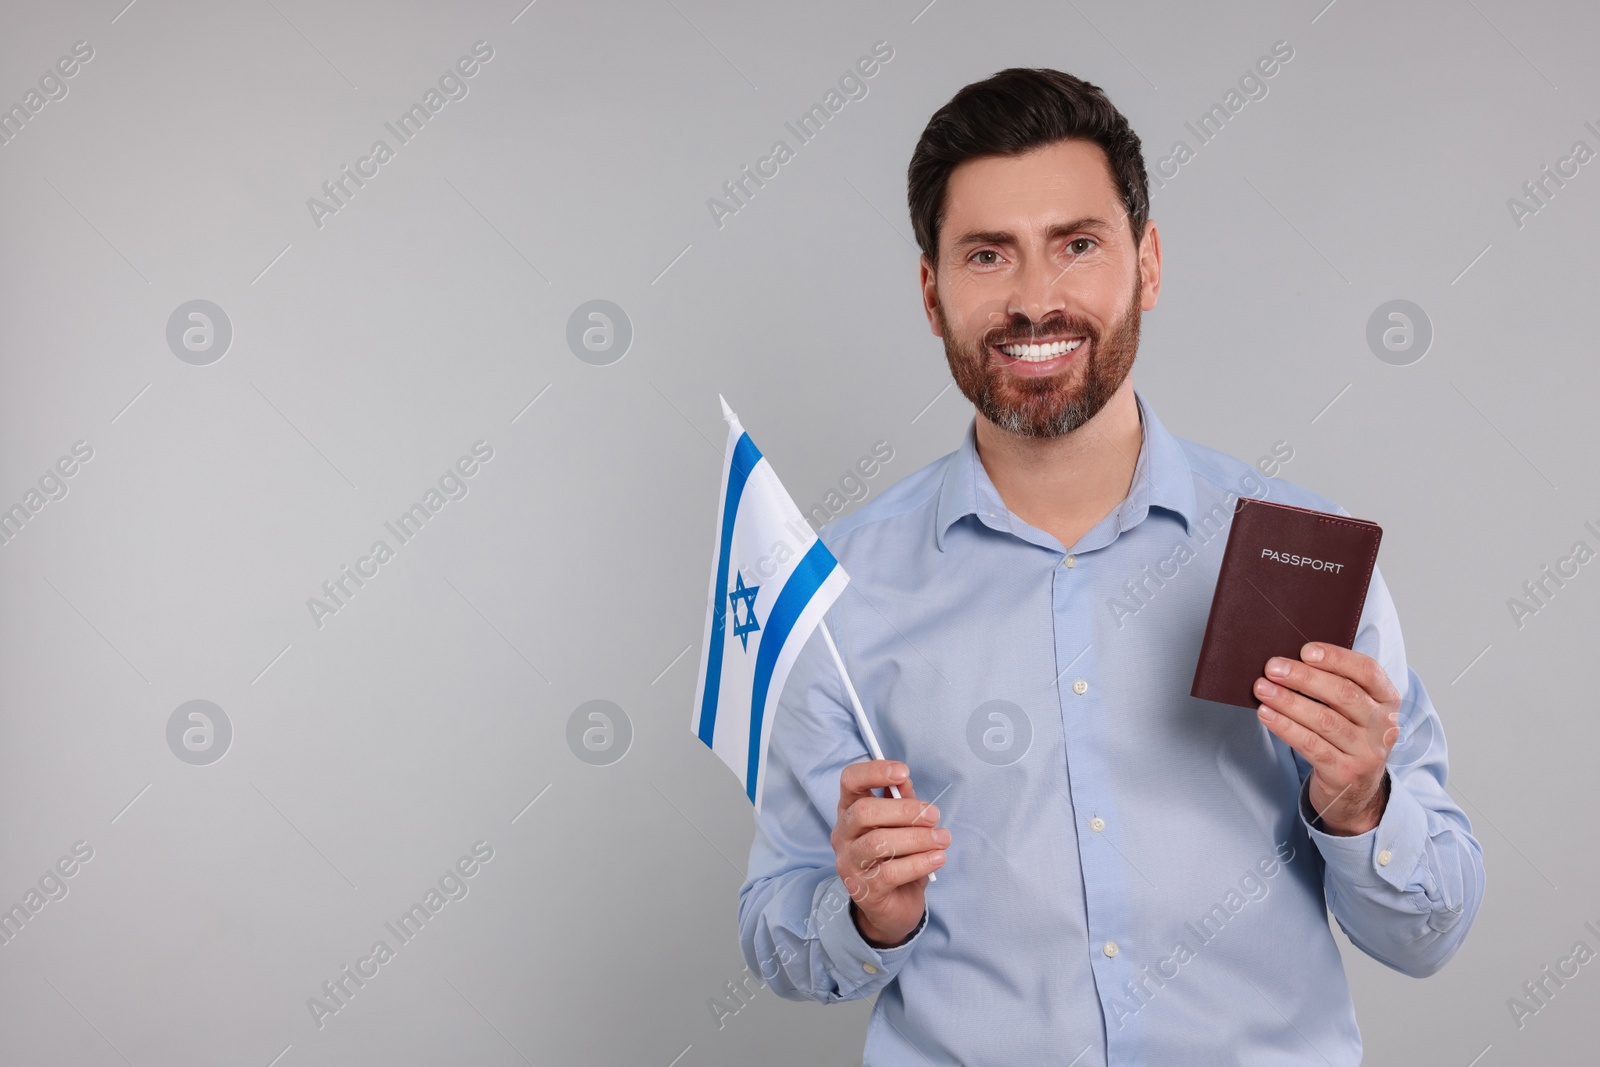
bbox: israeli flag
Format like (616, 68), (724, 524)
(691, 396), (849, 812)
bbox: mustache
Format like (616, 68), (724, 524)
(982, 315), (1095, 348)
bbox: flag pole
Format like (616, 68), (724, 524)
(818, 620), (937, 882)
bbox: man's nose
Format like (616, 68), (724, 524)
(1007, 252), (1070, 325)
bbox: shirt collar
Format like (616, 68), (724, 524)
(934, 387), (1198, 552)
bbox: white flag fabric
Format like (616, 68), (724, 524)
(691, 396), (849, 812)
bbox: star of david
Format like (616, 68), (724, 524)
(728, 571), (761, 651)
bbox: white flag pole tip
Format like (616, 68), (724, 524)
(718, 394), (736, 423)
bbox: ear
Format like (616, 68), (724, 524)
(1136, 220), (1162, 310)
(920, 255), (943, 336)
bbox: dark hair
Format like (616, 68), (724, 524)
(907, 68), (1149, 266)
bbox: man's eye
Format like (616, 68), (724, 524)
(1068, 238), (1095, 254)
(972, 250), (1000, 265)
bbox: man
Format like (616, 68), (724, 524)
(737, 68), (1484, 1065)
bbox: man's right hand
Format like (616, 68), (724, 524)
(831, 759), (949, 948)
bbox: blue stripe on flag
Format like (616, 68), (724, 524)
(745, 538), (837, 802)
(697, 431), (764, 748)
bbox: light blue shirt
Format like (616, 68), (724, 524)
(738, 389), (1484, 1066)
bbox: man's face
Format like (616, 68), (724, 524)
(921, 139), (1161, 438)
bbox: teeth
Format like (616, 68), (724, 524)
(998, 337), (1084, 361)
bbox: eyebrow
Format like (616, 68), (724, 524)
(948, 216), (1115, 250)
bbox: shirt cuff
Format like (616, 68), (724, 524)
(812, 874), (927, 995)
(1299, 772), (1429, 892)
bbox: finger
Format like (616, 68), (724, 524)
(840, 759), (908, 798)
(888, 774), (919, 803)
(848, 848), (946, 895)
(1300, 643), (1400, 705)
(839, 760), (910, 816)
(842, 796), (943, 837)
(1257, 701), (1343, 770)
(1383, 716), (1402, 750)
(1255, 675), (1361, 756)
(846, 826), (952, 872)
(1263, 657), (1373, 729)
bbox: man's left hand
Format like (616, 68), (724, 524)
(1254, 642), (1402, 836)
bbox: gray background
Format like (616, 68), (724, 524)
(0, 0), (1594, 1063)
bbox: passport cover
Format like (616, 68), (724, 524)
(1190, 497), (1382, 708)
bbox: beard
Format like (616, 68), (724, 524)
(936, 268), (1142, 439)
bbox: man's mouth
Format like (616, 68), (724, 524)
(991, 337), (1085, 363)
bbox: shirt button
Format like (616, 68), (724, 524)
(863, 962), (878, 974)
(1072, 679), (1089, 695)
(1064, 554), (1077, 568)
(1377, 849), (1392, 867)
(1090, 817), (1105, 832)
(1103, 941), (1119, 957)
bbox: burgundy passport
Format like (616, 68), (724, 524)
(1190, 497), (1382, 708)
